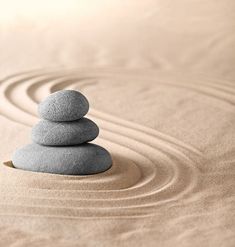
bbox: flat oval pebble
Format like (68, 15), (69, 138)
(31, 118), (99, 146)
(38, 90), (89, 121)
(12, 143), (112, 175)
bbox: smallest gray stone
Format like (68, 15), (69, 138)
(38, 90), (89, 122)
(31, 118), (99, 146)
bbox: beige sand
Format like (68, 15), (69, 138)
(0, 1), (235, 246)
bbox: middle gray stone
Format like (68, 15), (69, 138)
(32, 118), (99, 146)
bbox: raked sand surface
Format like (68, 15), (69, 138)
(0, 1), (235, 246)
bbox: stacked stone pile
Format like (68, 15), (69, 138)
(12, 90), (112, 175)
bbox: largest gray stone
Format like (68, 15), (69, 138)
(31, 118), (99, 146)
(12, 143), (112, 175)
(38, 90), (89, 121)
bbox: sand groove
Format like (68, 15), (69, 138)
(0, 69), (208, 218)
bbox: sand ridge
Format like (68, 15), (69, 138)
(0, 69), (201, 218)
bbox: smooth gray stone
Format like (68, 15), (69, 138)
(38, 90), (89, 121)
(12, 143), (112, 175)
(31, 118), (99, 146)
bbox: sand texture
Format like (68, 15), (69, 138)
(0, 1), (235, 246)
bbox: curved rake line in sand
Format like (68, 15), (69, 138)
(1, 132), (197, 200)
(0, 148), (197, 210)
(36, 70), (235, 106)
(0, 71), (202, 172)
(0, 128), (197, 204)
(0, 68), (203, 217)
(0, 71), (202, 183)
